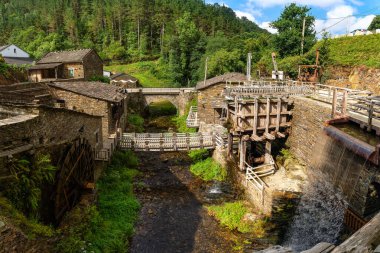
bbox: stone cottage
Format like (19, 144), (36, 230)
(28, 49), (103, 82)
(48, 81), (127, 142)
(196, 72), (247, 125)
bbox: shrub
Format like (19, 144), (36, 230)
(207, 202), (250, 233)
(190, 158), (226, 181)
(188, 149), (209, 162)
(127, 114), (145, 132)
(4, 153), (56, 217)
(56, 150), (140, 253)
(88, 76), (110, 83)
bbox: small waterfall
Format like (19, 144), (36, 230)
(284, 133), (369, 252)
(283, 174), (347, 251)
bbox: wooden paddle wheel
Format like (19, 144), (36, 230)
(54, 138), (95, 221)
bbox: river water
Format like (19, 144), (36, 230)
(284, 133), (369, 251)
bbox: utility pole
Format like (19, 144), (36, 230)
(301, 17), (306, 55)
(204, 57), (209, 86)
(247, 52), (252, 81)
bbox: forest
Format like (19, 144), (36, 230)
(1, 1), (326, 85)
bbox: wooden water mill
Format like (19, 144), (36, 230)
(54, 138), (95, 221)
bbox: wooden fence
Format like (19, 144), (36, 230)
(119, 132), (218, 151)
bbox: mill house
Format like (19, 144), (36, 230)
(28, 49), (103, 82)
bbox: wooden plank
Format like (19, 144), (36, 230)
(276, 98), (281, 132)
(265, 97), (270, 133)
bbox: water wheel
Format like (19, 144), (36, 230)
(54, 138), (95, 221)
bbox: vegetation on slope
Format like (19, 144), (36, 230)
(56, 150), (140, 253)
(172, 98), (197, 133)
(321, 34), (380, 68)
(105, 61), (174, 88)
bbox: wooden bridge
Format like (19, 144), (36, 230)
(118, 132), (226, 151)
(124, 87), (195, 95)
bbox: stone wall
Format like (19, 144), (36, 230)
(52, 89), (110, 141)
(63, 63), (84, 79)
(325, 66), (380, 95)
(287, 97), (332, 166)
(83, 51), (103, 80)
(287, 97), (380, 218)
(0, 106), (103, 160)
(198, 84), (226, 124)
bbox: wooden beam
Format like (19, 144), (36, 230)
(251, 134), (263, 142)
(253, 98), (258, 135)
(264, 133), (275, 140)
(276, 98), (281, 132)
(265, 97), (270, 133)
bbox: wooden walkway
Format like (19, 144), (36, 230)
(124, 88), (195, 95)
(119, 132), (226, 151)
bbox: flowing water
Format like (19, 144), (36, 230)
(284, 133), (370, 252)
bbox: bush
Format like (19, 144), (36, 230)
(207, 202), (251, 233)
(188, 149), (209, 162)
(207, 202), (271, 237)
(88, 76), (110, 83)
(56, 151), (140, 253)
(127, 114), (145, 133)
(190, 158), (226, 181)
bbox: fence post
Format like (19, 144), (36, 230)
(332, 88), (337, 118)
(368, 101), (374, 132)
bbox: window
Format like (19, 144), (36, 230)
(95, 132), (99, 144)
(68, 68), (75, 78)
(14, 48), (16, 54)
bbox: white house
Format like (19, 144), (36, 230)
(0, 44), (34, 66)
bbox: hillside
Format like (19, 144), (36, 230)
(325, 34), (380, 68)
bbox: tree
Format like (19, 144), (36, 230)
(368, 15), (380, 31)
(271, 3), (316, 57)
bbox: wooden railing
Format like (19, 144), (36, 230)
(225, 85), (313, 99)
(344, 208), (367, 232)
(119, 132), (216, 151)
(124, 88), (196, 95)
(186, 106), (199, 128)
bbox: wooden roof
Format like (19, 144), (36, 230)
(37, 49), (94, 64)
(49, 82), (125, 103)
(196, 73), (247, 90)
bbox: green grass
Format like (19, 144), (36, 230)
(127, 114), (145, 133)
(172, 98), (197, 133)
(207, 202), (271, 237)
(207, 202), (252, 233)
(148, 100), (177, 117)
(105, 61), (175, 88)
(0, 197), (55, 238)
(56, 150), (140, 253)
(188, 149), (210, 162)
(190, 158), (227, 181)
(323, 34), (380, 68)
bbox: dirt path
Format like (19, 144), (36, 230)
(130, 152), (237, 253)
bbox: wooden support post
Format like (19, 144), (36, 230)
(265, 140), (272, 155)
(342, 90), (348, 116)
(332, 88), (337, 118)
(368, 102), (374, 132)
(234, 96), (238, 129)
(239, 137), (247, 171)
(227, 133), (233, 158)
(276, 98), (281, 132)
(265, 97), (270, 133)
(253, 98), (258, 135)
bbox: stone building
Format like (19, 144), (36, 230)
(110, 72), (139, 88)
(48, 81), (127, 142)
(196, 72), (247, 125)
(28, 49), (103, 82)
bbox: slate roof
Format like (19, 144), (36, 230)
(0, 45), (10, 52)
(29, 63), (62, 70)
(3, 57), (34, 66)
(49, 82), (125, 103)
(110, 73), (138, 82)
(38, 49), (94, 64)
(196, 72), (247, 90)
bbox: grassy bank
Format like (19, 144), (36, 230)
(172, 98), (197, 133)
(188, 149), (226, 181)
(207, 201), (272, 238)
(105, 61), (175, 88)
(56, 150), (140, 253)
